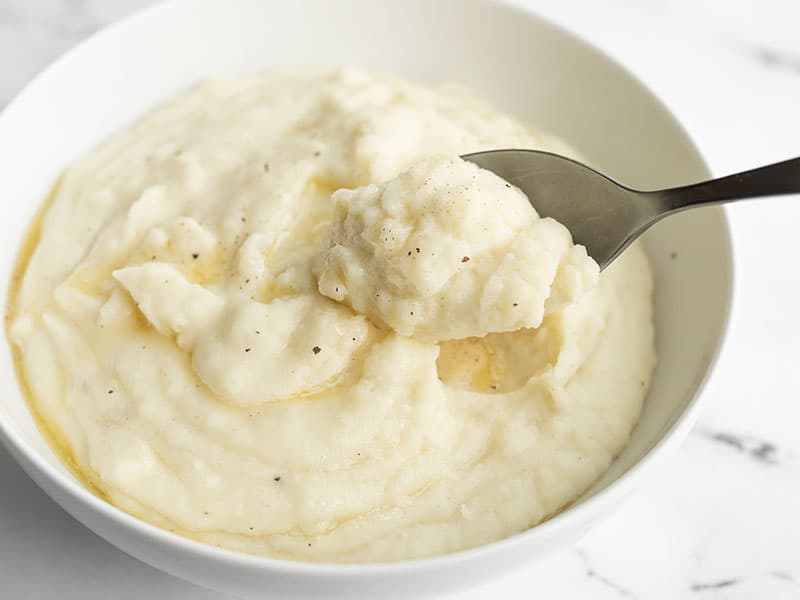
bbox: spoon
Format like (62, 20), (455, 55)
(464, 150), (800, 269)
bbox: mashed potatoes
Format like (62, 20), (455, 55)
(317, 155), (598, 342)
(7, 68), (655, 563)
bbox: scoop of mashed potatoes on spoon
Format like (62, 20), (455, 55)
(316, 155), (599, 342)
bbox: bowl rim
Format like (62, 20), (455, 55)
(0, 0), (733, 576)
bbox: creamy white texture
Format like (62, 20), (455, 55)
(8, 69), (655, 563)
(317, 155), (598, 342)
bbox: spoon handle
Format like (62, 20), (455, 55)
(652, 156), (800, 213)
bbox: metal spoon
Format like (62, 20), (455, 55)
(464, 150), (800, 269)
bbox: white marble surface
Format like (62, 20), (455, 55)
(1, 1), (799, 598)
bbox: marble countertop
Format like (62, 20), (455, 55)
(1, 1), (799, 598)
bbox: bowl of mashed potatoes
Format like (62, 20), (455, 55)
(0, 0), (732, 598)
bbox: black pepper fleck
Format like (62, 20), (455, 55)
(314, 151), (321, 157)
(461, 256), (470, 263)
(192, 253), (199, 259)
(108, 389), (114, 394)
(505, 183), (511, 188)
(415, 248), (420, 253)
(245, 347), (251, 353)
(274, 476), (281, 482)
(312, 346), (321, 354)
(512, 303), (518, 307)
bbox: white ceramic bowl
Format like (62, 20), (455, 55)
(0, 0), (732, 598)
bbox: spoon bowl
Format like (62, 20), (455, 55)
(466, 149), (800, 269)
